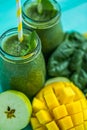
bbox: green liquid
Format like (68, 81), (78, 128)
(25, 4), (57, 21)
(0, 33), (46, 99)
(2, 34), (36, 57)
(23, 1), (64, 58)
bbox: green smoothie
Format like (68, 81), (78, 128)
(0, 28), (46, 99)
(22, 0), (64, 58)
(2, 34), (36, 56)
(25, 2), (57, 21)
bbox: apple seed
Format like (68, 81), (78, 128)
(4, 106), (16, 119)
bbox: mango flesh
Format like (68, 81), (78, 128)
(31, 82), (87, 130)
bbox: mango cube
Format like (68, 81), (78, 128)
(71, 84), (84, 100)
(66, 101), (82, 114)
(36, 110), (52, 124)
(80, 98), (87, 109)
(84, 121), (87, 129)
(75, 124), (84, 130)
(35, 126), (46, 130)
(83, 109), (87, 120)
(31, 117), (41, 129)
(69, 128), (75, 130)
(58, 116), (73, 129)
(53, 82), (65, 96)
(46, 121), (59, 130)
(44, 89), (59, 110)
(59, 87), (75, 104)
(53, 105), (68, 119)
(32, 98), (46, 112)
(71, 112), (83, 126)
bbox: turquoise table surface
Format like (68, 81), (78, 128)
(0, 0), (87, 35)
(0, 0), (87, 130)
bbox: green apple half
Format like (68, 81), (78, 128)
(45, 77), (70, 86)
(0, 90), (32, 130)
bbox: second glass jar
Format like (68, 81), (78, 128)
(22, 0), (64, 59)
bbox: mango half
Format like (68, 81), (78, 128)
(31, 81), (87, 130)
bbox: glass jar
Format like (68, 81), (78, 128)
(22, 0), (64, 59)
(0, 28), (46, 99)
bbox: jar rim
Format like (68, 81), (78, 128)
(22, 0), (61, 29)
(0, 27), (41, 63)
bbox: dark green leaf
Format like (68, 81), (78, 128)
(47, 31), (87, 94)
(41, 0), (54, 10)
(29, 31), (37, 51)
(37, 0), (55, 14)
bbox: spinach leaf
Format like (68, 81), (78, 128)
(47, 31), (87, 93)
(37, 0), (54, 14)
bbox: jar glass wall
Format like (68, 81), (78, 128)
(0, 28), (46, 99)
(22, 0), (64, 59)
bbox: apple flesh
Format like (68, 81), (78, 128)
(0, 90), (32, 130)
